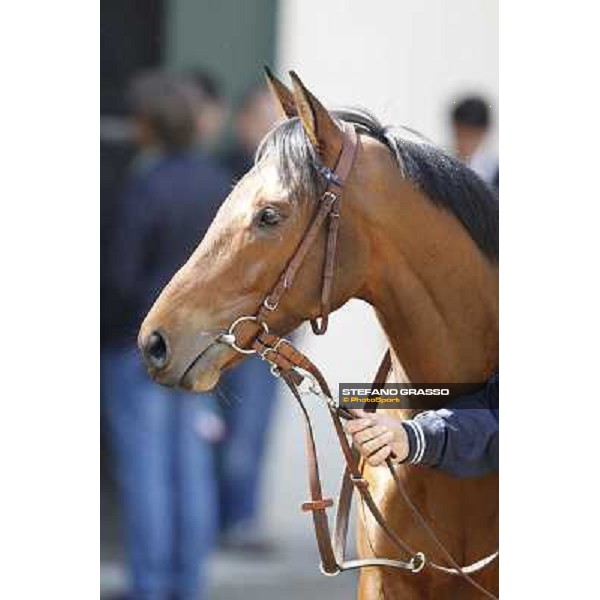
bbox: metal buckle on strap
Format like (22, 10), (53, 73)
(319, 563), (341, 577)
(314, 163), (342, 187)
(410, 552), (426, 574)
(295, 368), (324, 396)
(259, 337), (293, 361)
(259, 346), (276, 362)
(350, 474), (369, 490)
(272, 337), (293, 353)
(218, 315), (268, 355)
(262, 295), (279, 311)
(263, 339), (293, 379)
(321, 191), (338, 208)
(294, 367), (338, 410)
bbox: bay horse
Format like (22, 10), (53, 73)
(139, 70), (499, 599)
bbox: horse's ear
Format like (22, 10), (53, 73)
(264, 66), (297, 119)
(289, 71), (343, 167)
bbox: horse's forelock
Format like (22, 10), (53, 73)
(255, 118), (325, 203)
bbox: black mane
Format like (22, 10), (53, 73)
(256, 108), (499, 262)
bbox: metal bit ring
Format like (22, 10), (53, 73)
(222, 316), (269, 355)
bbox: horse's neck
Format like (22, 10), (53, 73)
(351, 176), (499, 595)
(360, 183), (498, 389)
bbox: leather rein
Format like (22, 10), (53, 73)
(217, 123), (499, 599)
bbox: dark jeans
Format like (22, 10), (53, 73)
(218, 356), (278, 535)
(101, 348), (219, 600)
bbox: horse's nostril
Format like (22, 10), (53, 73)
(145, 331), (169, 369)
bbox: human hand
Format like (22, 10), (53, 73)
(343, 409), (410, 466)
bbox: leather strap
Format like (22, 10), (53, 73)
(254, 333), (333, 396)
(309, 192), (339, 335)
(258, 335), (422, 571)
(256, 124), (358, 334)
(281, 369), (339, 574)
(280, 369), (419, 576)
(310, 125), (357, 334)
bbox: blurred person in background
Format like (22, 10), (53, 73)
(190, 69), (227, 154)
(217, 84), (280, 552)
(101, 71), (230, 600)
(451, 96), (499, 189)
(221, 83), (278, 180)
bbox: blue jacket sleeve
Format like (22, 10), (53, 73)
(400, 374), (498, 478)
(110, 175), (159, 308)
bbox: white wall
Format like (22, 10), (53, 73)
(276, 0), (498, 148)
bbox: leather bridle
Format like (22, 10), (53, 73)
(217, 123), (499, 599)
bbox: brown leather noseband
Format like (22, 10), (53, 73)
(218, 123), (498, 599)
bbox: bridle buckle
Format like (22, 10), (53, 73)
(322, 191), (338, 208)
(294, 367), (338, 410)
(319, 562), (341, 577)
(410, 552), (426, 574)
(263, 295), (279, 311)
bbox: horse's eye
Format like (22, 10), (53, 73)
(257, 207), (282, 228)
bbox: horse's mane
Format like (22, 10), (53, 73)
(256, 108), (499, 262)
